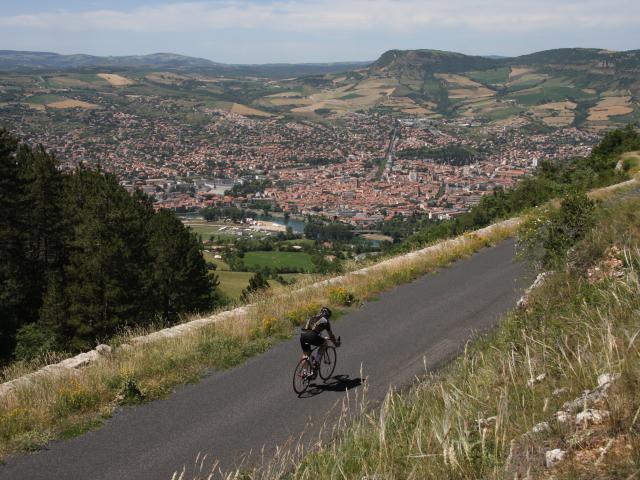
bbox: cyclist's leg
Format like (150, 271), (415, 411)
(300, 333), (312, 359)
(311, 334), (326, 365)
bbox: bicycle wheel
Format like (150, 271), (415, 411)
(319, 346), (337, 381)
(293, 358), (312, 394)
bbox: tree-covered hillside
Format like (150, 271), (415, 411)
(0, 131), (216, 361)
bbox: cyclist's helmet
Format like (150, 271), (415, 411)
(320, 306), (332, 319)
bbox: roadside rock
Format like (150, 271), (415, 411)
(477, 416), (497, 428)
(545, 448), (566, 468)
(597, 372), (620, 389)
(576, 409), (609, 427)
(527, 372), (546, 388)
(517, 272), (550, 310)
(556, 410), (573, 424)
(532, 421), (550, 434)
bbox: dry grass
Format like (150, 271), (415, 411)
(230, 103), (272, 117)
(46, 99), (99, 109)
(97, 73), (134, 86)
(207, 196), (640, 480)
(588, 96), (634, 122)
(508, 67), (533, 81)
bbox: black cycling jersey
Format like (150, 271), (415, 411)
(303, 314), (330, 333)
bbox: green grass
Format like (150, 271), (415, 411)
(339, 92), (366, 100)
(202, 251), (230, 270)
(185, 223), (224, 239)
(216, 271), (255, 299)
(467, 67), (511, 85)
(243, 251), (315, 273)
(483, 105), (524, 121)
(24, 94), (67, 105)
(508, 80), (594, 106)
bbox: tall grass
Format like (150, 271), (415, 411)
(211, 196), (640, 480)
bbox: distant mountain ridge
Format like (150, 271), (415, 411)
(367, 47), (640, 77)
(0, 50), (371, 77)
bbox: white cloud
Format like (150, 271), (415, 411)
(0, 0), (638, 33)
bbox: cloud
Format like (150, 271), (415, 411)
(0, 0), (638, 34)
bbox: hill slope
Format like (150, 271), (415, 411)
(280, 47), (640, 128)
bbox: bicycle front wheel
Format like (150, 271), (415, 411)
(319, 346), (337, 381)
(293, 358), (312, 395)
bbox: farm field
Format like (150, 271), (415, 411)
(215, 271), (255, 299)
(215, 270), (309, 300)
(243, 251), (314, 272)
(97, 73), (134, 86)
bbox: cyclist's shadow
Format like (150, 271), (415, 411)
(299, 374), (362, 398)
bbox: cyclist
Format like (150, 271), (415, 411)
(300, 306), (340, 376)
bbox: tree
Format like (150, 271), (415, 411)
(17, 145), (67, 326)
(0, 130), (27, 359)
(61, 169), (153, 350)
(147, 209), (214, 321)
(241, 271), (269, 300)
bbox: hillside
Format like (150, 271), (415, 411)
(278, 47), (640, 128)
(215, 159), (640, 479)
(0, 50), (369, 77)
(0, 47), (637, 128)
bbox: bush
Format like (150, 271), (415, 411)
(328, 287), (356, 306)
(285, 302), (321, 327)
(13, 323), (60, 361)
(518, 192), (596, 269)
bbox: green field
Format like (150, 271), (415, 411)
(215, 270), (310, 299)
(215, 271), (255, 299)
(243, 251), (314, 272)
(202, 250), (230, 270)
(467, 67), (510, 85)
(25, 94), (67, 105)
(508, 79), (594, 106)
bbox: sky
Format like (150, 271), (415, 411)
(0, 0), (639, 64)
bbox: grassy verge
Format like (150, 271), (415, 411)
(0, 221), (515, 460)
(225, 195), (640, 480)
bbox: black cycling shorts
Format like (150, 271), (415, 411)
(300, 329), (325, 352)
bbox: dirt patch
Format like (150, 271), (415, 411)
(145, 72), (190, 85)
(588, 96), (633, 121)
(435, 73), (480, 87)
(47, 99), (99, 109)
(97, 73), (134, 86)
(449, 87), (495, 99)
(531, 101), (576, 127)
(230, 103), (272, 117)
(509, 67), (532, 81)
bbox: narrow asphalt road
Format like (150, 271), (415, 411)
(0, 240), (530, 480)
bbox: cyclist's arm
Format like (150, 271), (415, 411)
(326, 325), (339, 346)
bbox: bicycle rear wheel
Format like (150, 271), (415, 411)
(319, 346), (337, 381)
(293, 358), (312, 394)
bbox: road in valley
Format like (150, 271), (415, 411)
(0, 240), (530, 480)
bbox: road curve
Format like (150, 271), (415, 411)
(0, 240), (530, 480)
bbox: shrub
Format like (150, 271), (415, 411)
(328, 287), (356, 306)
(284, 302), (321, 326)
(518, 192), (595, 270)
(13, 323), (60, 361)
(54, 378), (100, 415)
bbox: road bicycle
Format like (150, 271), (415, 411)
(292, 337), (340, 395)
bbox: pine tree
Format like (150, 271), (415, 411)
(146, 209), (213, 321)
(0, 130), (27, 358)
(241, 271), (270, 301)
(62, 169), (153, 349)
(17, 144), (67, 325)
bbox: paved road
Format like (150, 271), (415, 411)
(1, 240), (530, 480)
